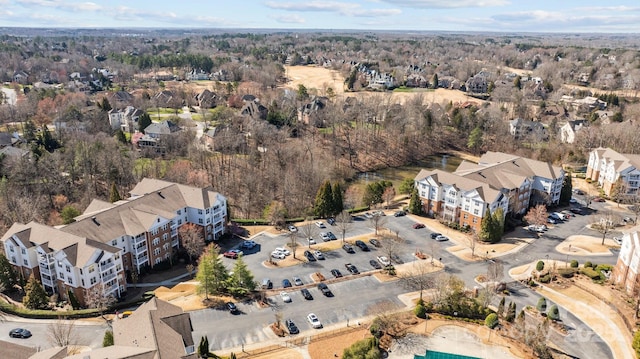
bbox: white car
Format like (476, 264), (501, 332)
(280, 291), (292, 303)
(377, 256), (391, 266)
(288, 225), (298, 232)
(313, 250), (325, 260)
(271, 251), (285, 259)
(307, 313), (322, 329)
(308, 237), (316, 245)
(274, 247), (291, 256)
(315, 221), (325, 228)
(613, 236), (623, 245)
(435, 235), (449, 242)
(320, 232), (330, 241)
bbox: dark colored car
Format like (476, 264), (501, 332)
(430, 232), (442, 239)
(226, 302), (239, 314)
(369, 259), (382, 269)
(304, 250), (317, 261)
(9, 328), (32, 338)
(286, 319), (299, 335)
(394, 211), (406, 217)
(331, 269), (343, 278)
(369, 238), (381, 247)
(342, 243), (355, 254)
(412, 223), (425, 229)
(318, 283), (333, 297)
(327, 217), (336, 225)
(282, 279), (292, 288)
(354, 240), (370, 252)
(327, 232), (337, 240)
(345, 263), (359, 275)
(301, 288), (313, 300)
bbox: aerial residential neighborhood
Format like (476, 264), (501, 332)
(1, 3), (640, 358)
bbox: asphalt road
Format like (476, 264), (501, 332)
(0, 316), (108, 350)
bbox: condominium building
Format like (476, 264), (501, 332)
(586, 147), (640, 197)
(614, 226), (640, 295)
(414, 152), (565, 231)
(0, 178), (227, 305)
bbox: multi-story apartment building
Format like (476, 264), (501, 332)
(614, 226), (640, 295)
(0, 179), (227, 305)
(414, 152), (565, 231)
(586, 147), (640, 197)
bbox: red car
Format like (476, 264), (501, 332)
(223, 249), (243, 259)
(412, 223), (425, 229)
(593, 197), (606, 202)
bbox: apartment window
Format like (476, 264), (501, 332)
(155, 258), (162, 265)
(116, 265), (122, 271)
(68, 278), (73, 284)
(111, 240), (117, 246)
(178, 219), (182, 225)
(11, 256), (16, 263)
(88, 266), (95, 273)
(81, 279), (85, 286)
(90, 277), (96, 285)
(80, 268), (83, 275)
(59, 272), (65, 279)
(199, 219), (203, 224)
(198, 209), (203, 215)
(463, 214), (468, 219)
(177, 209), (182, 215)
(8, 245), (14, 253)
(206, 208), (210, 214)
(473, 218), (478, 223)
(464, 205), (469, 211)
(163, 233), (169, 241)
(66, 265), (71, 273)
(154, 248), (161, 256)
(23, 259), (28, 266)
(21, 248), (26, 255)
(163, 243), (169, 250)
(473, 209), (479, 215)
(152, 238), (160, 246)
(206, 218), (211, 224)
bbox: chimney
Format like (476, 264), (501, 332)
(91, 216), (100, 226)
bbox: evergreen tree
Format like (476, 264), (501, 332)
(109, 182), (121, 203)
(497, 297), (505, 317)
(61, 205), (80, 224)
(560, 175), (573, 205)
(314, 181), (333, 218)
(229, 255), (256, 297)
(331, 182), (343, 215)
(506, 301), (516, 322)
(467, 126), (483, 154)
(99, 97), (112, 112)
(479, 210), (493, 242)
(103, 330), (114, 347)
(0, 253), (17, 291)
(491, 208), (505, 243)
(398, 178), (414, 194)
(548, 304), (560, 321)
(431, 73), (438, 89)
(115, 129), (128, 144)
(38, 126), (61, 153)
(23, 120), (37, 143)
(23, 274), (48, 309)
(196, 247), (216, 299)
(408, 187), (423, 215)
(138, 113), (152, 132)
(516, 309), (525, 324)
(537, 297), (547, 313)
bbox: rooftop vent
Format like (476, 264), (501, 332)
(158, 191), (165, 199)
(91, 216), (100, 226)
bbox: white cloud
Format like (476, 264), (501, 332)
(265, 1), (400, 17)
(16, 0), (102, 11)
(271, 14), (306, 23)
(377, 0), (509, 8)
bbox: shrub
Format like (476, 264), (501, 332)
(580, 267), (601, 280)
(537, 297), (547, 312)
(485, 313), (499, 329)
(548, 305), (560, 321)
(536, 261), (545, 271)
(343, 337), (380, 359)
(414, 303), (427, 319)
(103, 330), (114, 347)
(584, 261), (593, 268)
(595, 264), (613, 272)
(557, 268), (576, 278)
(539, 274), (552, 283)
(570, 260), (579, 268)
(633, 330), (640, 358)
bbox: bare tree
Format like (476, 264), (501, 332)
(287, 231), (298, 259)
(179, 223), (205, 264)
(382, 186), (396, 209)
(466, 231), (479, 258)
(47, 316), (76, 347)
(335, 210), (352, 243)
(85, 284), (117, 318)
(380, 236), (404, 265)
(399, 261), (434, 301)
(370, 213), (387, 236)
(524, 204), (548, 227)
(592, 211), (620, 245)
(299, 218), (317, 248)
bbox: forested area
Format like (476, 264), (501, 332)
(1, 30), (640, 228)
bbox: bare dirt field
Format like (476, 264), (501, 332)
(555, 235), (617, 255)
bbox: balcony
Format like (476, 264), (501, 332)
(133, 236), (146, 246)
(101, 272), (116, 283)
(171, 229), (178, 237)
(134, 255), (148, 265)
(39, 264), (54, 275)
(171, 239), (179, 247)
(99, 261), (115, 273)
(41, 277), (54, 287)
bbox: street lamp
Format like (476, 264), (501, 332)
(566, 244), (571, 267)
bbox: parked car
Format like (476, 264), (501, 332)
(372, 210), (386, 216)
(315, 221), (326, 228)
(369, 238), (381, 247)
(430, 232), (442, 239)
(271, 251), (285, 259)
(307, 237), (316, 245)
(301, 288), (313, 300)
(226, 302), (239, 314)
(241, 240), (257, 249)
(547, 217), (558, 224)
(593, 197), (606, 202)
(394, 211), (406, 217)
(280, 291), (292, 303)
(288, 225), (298, 232)
(262, 278), (273, 289)
(286, 319), (299, 334)
(274, 247), (291, 256)
(364, 212), (374, 219)
(573, 189), (585, 195)
(412, 223), (425, 229)
(293, 276), (303, 286)
(327, 217), (336, 225)
(570, 208), (585, 215)
(304, 250), (316, 261)
(313, 250), (325, 260)
(282, 279), (292, 288)
(9, 328), (32, 338)
(569, 198), (578, 204)
(317, 283), (333, 297)
(354, 240), (370, 251)
(331, 269), (343, 278)
(345, 263), (359, 275)
(326, 232), (337, 240)
(223, 249), (243, 259)
(320, 232), (330, 241)
(342, 243), (355, 254)
(369, 259), (382, 269)
(377, 256), (391, 266)
(613, 236), (623, 245)
(435, 235), (449, 242)
(307, 313), (322, 328)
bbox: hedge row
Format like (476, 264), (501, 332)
(231, 208), (370, 226)
(0, 301), (99, 319)
(580, 267), (602, 280)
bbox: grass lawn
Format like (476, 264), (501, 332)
(148, 107), (183, 115)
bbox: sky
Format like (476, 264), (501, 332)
(1, 0), (640, 33)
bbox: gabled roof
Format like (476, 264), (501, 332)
(414, 169), (503, 203)
(594, 148), (640, 172)
(0, 339), (37, 359)
(144, 121), (181, 136)
(470, 151), (564, 181)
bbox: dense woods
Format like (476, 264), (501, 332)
(1, 29), (640, 228)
